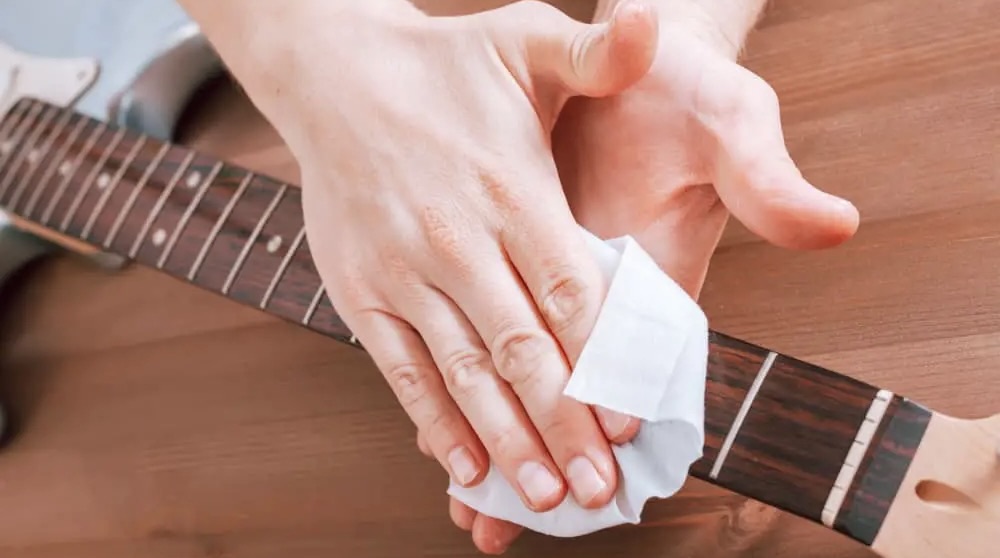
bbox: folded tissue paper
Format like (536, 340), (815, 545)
(447, 226), (709, 537)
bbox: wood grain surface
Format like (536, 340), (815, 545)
(0, 0), (998, 557)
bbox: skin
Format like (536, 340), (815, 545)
(423, 0), (860, 552)
(177, 0), (859, 554)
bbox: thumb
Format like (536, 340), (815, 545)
(711, 79), (860, 250)
(496, 0), (660, 99)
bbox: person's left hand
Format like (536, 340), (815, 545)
(419, 10), (860, 555)
(551, 18), (860, 301)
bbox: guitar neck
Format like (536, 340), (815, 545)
(0, 97), (931, 548)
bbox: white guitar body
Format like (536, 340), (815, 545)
(0, 0), (221, 439)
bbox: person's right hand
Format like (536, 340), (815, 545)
(237, 0), (659, 516)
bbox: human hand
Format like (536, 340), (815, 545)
(435, 4), (860, 553)
(229, 0), (659, 527)
(551, 12), (859, 297)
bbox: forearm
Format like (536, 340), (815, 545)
(176, 0), (422, 104)
(176, 0), (425, 141)
(593, 0), (768, 58)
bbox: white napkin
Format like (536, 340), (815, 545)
(447, 227), (708, 537)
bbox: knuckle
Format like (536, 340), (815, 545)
(384, 361), (434, 409)
(539, 273), (592, 335)
(492, 326), (552, 387)
(477, 167), (523, 216)
(320, 265), (370, 309)
(382, 252), (418, 286)
(419, 205), (475, 279)
(441, 349), (494, 400)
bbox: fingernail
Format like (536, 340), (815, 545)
(567, 456), (608, 505)
(597, 407), (634, 440)
(517, 462), (562, 507)
(448, 446), (480, 486)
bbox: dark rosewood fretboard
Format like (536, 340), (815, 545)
(0, 98), (932, 548)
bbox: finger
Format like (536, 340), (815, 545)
(504, 223), (639, 450)
(495, 185), (601, 370)
(473, 512), (525, 555)
(347, 306), (488, 489)
(709, 72), (860, 250)
(449, 497), (476, 532)
(594, 406), (641, 444)
(397, 284), (569, 512)
(498, 210), (639, 446)
(422, 231), (620, 508)
(632, 183), (733, 299)
(492, 0), (659, 99)
(417, 430), (433, 458)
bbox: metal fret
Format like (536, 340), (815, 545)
(156, 161), (222, 269)
(186, 171), (254, 281)
(709, 350), (777, 480)
(7, 107), (75, 211)
(22, 116), (88, 218)
(259, 226), (306, 310)
(221, 184), (287, 295)
(0, 101), (43, 168)
(0, 103), (55, 200)
(103, 141), (171, 248)
(41, 122), (106, 225)
(81, 136), (148, 239)
(0, 103), (32, 157)
(59, 127), (125, 232)
(129, 151), (194, 259)
(821, 389), (893, 528)
(302, 285), (326, 325)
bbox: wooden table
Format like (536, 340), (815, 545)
(0, 0), (998, 556)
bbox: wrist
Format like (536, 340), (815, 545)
(186, 0), (427, 120)
(184, 0), (425, 82)
(222, 1), (424, 67)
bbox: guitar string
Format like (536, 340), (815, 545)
(0, 104), (59, 201)
(222, 183), (288, 295)
(103, 141), (171, 248)
(128, 150), (195, 259)
(0, 102), (46, 201)
(40, 120), (107, 225)
(80, 135), (147, 240)
(22, 115), (89, 219)
(8, 105), (76, 211)
(0, 99), (32, 163)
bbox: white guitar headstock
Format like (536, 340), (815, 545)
(0, 41), (97, 118)
(873, 412), (1000, 558)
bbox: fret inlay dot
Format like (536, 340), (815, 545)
(96, 172), (111, 189)
(58, 161), (73, 176)
(0, 141), (11, 155)
(27, 149), (40, 164)
(266, 235), (283, 254)
(152, 228), (167, 247)
(185, 171), (202, 189)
